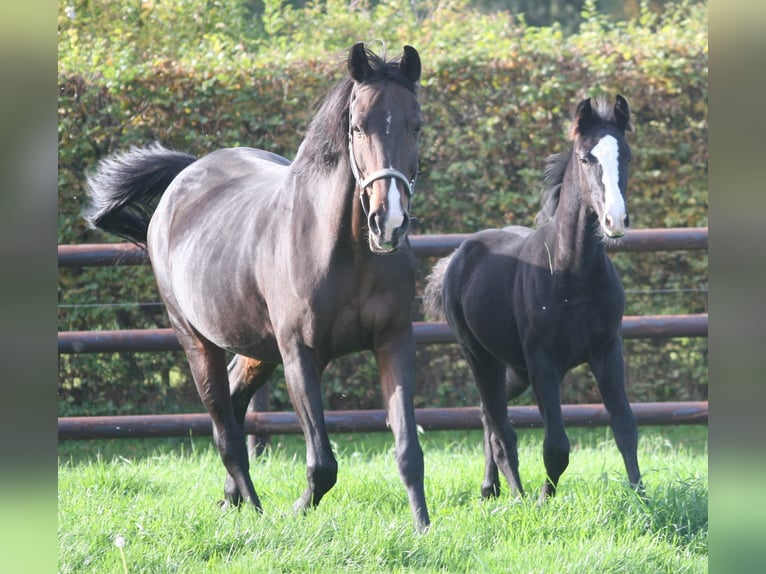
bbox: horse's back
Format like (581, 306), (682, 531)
(441, 226), (534, 361)
(180, 147), (290, 194)
(146, 147), (292, 357)
(149, 146), (290, 238)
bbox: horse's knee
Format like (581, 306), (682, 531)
(394, 441), (425, 486)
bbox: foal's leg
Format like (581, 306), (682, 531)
(221, 355), (277, 502)
(589, 338), (643, 491)
(481, 366), (532, 497)
(281, 344), (338, 512)
(375, 329), (430, 532)
(479, 412), (500, 498)
(465, 347), (524, 499)
(172, 321), (260, 509)
(529, 358), (569, 502)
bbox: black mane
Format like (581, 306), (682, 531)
(534, 151), (569, 227)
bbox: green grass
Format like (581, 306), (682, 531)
(58, 427), (707, 573)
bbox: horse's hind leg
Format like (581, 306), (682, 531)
(222, 355), (277, 501)
(481, 366), (531, 497)
(465, 347), (524, 499)
(172, 320), (261, 510)
(480, 413), (500, 498)
(590, 339), (642, 491)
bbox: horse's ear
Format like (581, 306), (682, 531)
(348, 42), (372, 82)
(571, 97), (593, 139)
(614, 94), (633, 132)
(400, 45), (421, 84)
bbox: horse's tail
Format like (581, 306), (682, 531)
(84, 143), (197, 246)
(423, 253), (454, 321)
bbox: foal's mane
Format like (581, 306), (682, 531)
(296, 48), (419, 175)
(534, 96), (620, 227)
(534, 152), (569, 227)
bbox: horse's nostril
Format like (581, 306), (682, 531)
(369, 213), (381, 235)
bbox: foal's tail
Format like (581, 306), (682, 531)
(84, 143), (197, 245)
(422, 254), (454, 321)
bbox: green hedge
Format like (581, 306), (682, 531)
(58, 0), (707, 416)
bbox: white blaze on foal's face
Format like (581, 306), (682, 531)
(590, 134), (626, 237)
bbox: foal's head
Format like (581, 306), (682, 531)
(570, 94), (633, 239)
(347, 43), (422, 253)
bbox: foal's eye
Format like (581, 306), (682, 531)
(351, 123), (363, 134)
(579, 156), (591, 166)
(413, 122), (423, 136)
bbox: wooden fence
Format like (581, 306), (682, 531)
(58, 228), (708, 439)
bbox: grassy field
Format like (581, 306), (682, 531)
(58, 426), (707, 573)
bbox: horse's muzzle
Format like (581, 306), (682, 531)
(369, 211), (410, 253)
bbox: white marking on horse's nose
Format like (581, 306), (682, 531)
(591, 135), (626, 236)
(383, 178), (405, 241)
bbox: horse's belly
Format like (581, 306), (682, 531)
(150, 236), (281, 361)
(180, 288), (280, 360)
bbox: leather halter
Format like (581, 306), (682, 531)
(348, 106), (418, 217)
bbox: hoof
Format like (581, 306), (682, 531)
(480, 480), (500, 499)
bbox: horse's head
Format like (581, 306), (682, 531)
(570, 94), (633, 239)
(347, 43), (422, 253)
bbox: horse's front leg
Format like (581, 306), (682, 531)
(374, 327), (430, 532)
(281, 344), (338, 512)
(529, 358), (569, 503)
(589, 337), (643, 492)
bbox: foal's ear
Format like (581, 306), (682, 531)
(400, 45), (421, 84)
(614, 94), (633, 132)
(570, 97), (594, 139)
(348, 42), (372, 82)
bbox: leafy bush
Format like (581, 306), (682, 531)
(58, 0), (707, 415)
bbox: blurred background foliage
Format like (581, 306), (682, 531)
(58, 0), (707, 416)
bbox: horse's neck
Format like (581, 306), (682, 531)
(547, 162), (607, 279)
(288, 157), (368, 262)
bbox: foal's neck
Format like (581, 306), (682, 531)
(548, 156), (609, 278)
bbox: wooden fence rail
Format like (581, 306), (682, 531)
(59, 402), (709, 440)
(58, 228), (708, 439)
(58, 228), (708, 268)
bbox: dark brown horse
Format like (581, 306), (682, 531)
(85, 43), (430, 531)
(425, 95), (642, 504)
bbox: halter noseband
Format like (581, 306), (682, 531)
(348, 106), (418, 216)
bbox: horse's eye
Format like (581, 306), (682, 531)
(351, 123), (363, 134)
(413, 122), (423, 136)
(579, 156), (591, 166)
